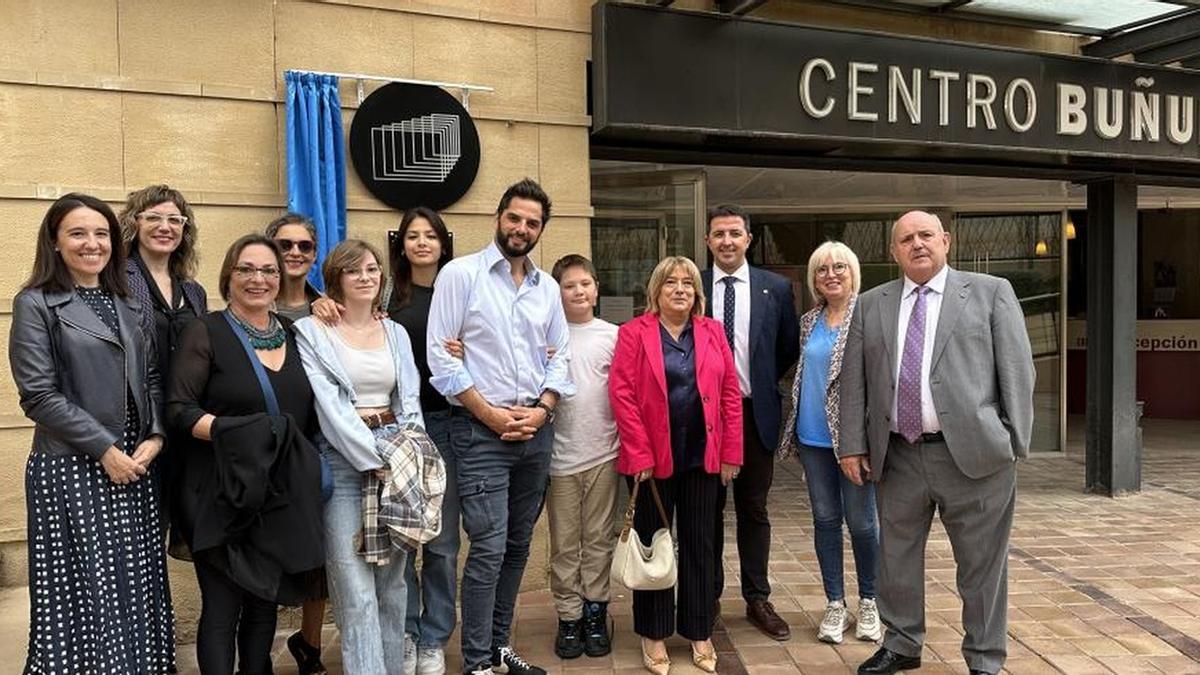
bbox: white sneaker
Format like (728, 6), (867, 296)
(416, 646), (446, 675)
(403, 633), (418, 675)
(856, 598), (883, 642)
(468, 668), (494, 675)
(817, 599), (852, 644)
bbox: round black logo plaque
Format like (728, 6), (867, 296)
(349, 82), (481, 211)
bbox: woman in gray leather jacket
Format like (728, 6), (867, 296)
(8, 193), (175, 673)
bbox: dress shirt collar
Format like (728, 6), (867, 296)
(482, 240), (541, 285)
(712, 260), (750, 286)
(902, 264), (950, 298)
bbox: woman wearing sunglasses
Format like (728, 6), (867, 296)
(265, 212), (330, 674)
(267, 213), (323, 322)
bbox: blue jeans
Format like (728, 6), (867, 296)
(321, 428), (408, 675)
(451, 409), (552, 672)
(798, 442), (880, 602)
(404, 409), (461, 648)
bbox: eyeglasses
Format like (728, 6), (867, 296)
(342, 264), (383, 280)
(815, 262), (849, 278)
(275, 238), (315, 255)
(663, 278), (695, 290)
(232, 264), (281, 280)
(138, 212), (188, 227)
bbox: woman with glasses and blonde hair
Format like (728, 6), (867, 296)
(777, 241), (881, 645)
(608, 256), (743, 675)
(293, 239), (425, 674)
(118, 185), (209, 548)
(118, 184), (208, 381)
(168, 234), (324, 675)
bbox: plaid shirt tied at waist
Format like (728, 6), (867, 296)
(357, 423), (446, 565)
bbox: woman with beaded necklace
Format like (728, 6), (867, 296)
(167, 234), (321, 675)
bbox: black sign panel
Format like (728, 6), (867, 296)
(592, 2), (1200, 181)
(350, 83), (481, 211)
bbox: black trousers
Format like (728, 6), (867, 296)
(194, 558), (278, 675)
(715, 398), (776, 602)
(630, 469), (722, 641)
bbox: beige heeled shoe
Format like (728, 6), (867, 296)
(692, 639), (718, 673)
(641, 638), (670, 675)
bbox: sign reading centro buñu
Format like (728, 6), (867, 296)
(349, 82), (481, 211)
(591, 2), (1200, 180)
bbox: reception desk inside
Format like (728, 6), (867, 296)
(1066, 320), (1200, 419)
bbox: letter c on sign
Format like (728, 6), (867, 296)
(799, 58), (836, 118)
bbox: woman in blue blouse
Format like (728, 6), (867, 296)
(777, 241), (880, 645)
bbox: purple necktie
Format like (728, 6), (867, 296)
(897, 286), (929, 443)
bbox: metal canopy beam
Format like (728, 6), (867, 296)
(818, 0), (1108, 35)
(1083, 10), (1200, 58)
(716, 0), (768, 14)
(1135, 35), (1200, 63)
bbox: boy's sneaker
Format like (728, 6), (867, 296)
(402, 634), (417, 675)
(817, 599), (852, 644)
(416, 645), (446, 675)
(582, 601), (612, 657)
(554, 619), (585, 659)
(491, 645), (547, 675)
(467, 666), (494, 675)
(856, 598), (883, 642)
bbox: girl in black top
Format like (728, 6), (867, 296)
(167, 235), (319, 675)
(386, 207), (460, 669)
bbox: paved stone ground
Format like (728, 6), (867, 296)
(4, 419), (1200, 674)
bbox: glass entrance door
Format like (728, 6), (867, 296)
(950, 212), (1065, 452)
(590, 169), (706, 323)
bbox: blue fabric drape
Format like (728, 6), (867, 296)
(285, 71), (346, 291)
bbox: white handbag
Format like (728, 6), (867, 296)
(610, 478), (677, 591)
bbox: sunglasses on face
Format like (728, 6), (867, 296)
(275, 238), (315, 255)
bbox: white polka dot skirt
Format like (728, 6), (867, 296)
(23, 446), (176, 674)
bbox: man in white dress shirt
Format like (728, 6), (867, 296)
(701, 204), (799, 640)
(427, 178), (575, 675)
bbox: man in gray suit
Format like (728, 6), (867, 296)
(839, 210), (1035, 675)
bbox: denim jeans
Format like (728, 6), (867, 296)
(797, 442), (880, 601)
(450, 409), (552, 672)
(321, 427), (409, 675)
(404, 409), (461, 649)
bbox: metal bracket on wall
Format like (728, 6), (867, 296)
(288, 70), (494, 110)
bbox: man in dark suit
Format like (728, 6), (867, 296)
(840, 210), (1035, 675)
(703, 204), (799, 640)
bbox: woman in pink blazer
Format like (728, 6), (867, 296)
(609, 255), (743, 675)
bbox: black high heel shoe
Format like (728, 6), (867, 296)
(286, 631), (328, 675)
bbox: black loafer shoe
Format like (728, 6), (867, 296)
(857, 647), (921, 674)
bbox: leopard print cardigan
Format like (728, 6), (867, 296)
(776, 293), (858, 460)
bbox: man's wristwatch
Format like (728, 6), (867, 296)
(532, 399), (556, 424)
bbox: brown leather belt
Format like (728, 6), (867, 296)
(360, 410), (397, 429)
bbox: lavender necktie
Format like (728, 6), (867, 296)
(897, 285), (929, 443)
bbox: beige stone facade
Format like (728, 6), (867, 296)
(0, 0), (593, 591)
